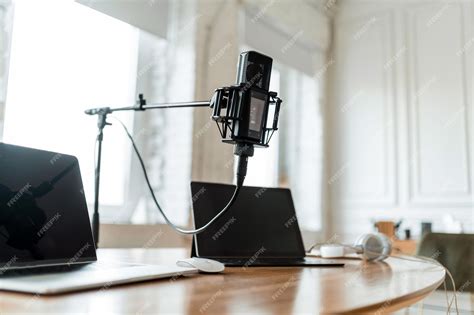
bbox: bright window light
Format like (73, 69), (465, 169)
(4, 0), (139, 207)
(244, 69), (281, 187)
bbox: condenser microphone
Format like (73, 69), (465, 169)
(210, 51), (282, 161)
(210, 51), (282, 186)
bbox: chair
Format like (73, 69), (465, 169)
(417, 233), (473, 292)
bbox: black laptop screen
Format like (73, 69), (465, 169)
(191, 182), (306, 259)
(0, 143), (97, 268)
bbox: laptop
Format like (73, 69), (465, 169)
(190, 182), (344, 267)
(0, 143), (196, 294)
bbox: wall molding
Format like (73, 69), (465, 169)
(405, 3), (473, 205)
(328, 2), (474, 237)
(332, 11), (398, 207)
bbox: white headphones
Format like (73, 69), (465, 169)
(319, 233), (392, 262)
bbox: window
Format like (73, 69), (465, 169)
(4, 0), (197, 226)
(280, 69), (323, 232)
(237, 56), (323, 232)
(4, 0), (139, 213)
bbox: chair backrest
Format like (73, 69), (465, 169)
(417, 233), (473, 292)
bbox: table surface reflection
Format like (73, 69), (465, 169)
(0, 248), (445, 314)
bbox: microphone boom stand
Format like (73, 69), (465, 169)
(86, 94), (210, 248)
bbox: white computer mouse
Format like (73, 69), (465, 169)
(176, 257), (225, 273)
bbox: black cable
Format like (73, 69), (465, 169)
(111, 117), (246, 235)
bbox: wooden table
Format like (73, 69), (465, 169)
(392, 239), (418, 255)
(0, 249), (445, 314)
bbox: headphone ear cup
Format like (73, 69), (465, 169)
(354, 233), (392, 261)
(377, 233), (392, 260)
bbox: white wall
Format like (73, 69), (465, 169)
(327, 0), (473, 240)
